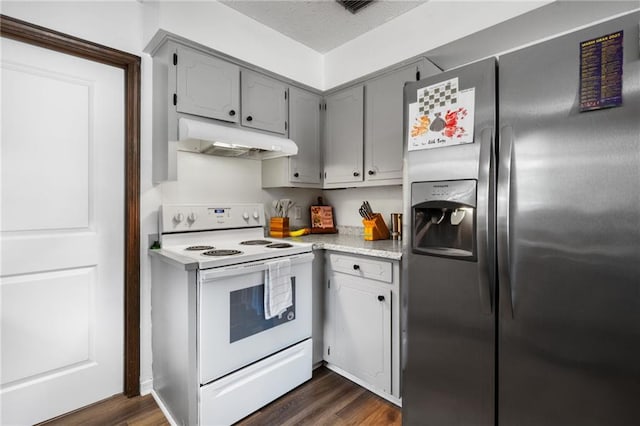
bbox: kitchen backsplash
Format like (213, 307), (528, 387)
(161, 151), (265, 203)
(160, 152), (402, 232)
(322, 186), (403, 230)
(261, 187), (322, 229)
(160, 152), (322, 228)
(264, 186), (404, 231)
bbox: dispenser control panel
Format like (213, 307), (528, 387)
(412, 179), (477, 207)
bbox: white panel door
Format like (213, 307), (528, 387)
(0, 37), (124, 425)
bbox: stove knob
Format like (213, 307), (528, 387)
(242, 212), (250, 221)
(252, 211), (260, 220)
(173, 213), (184, 223)
(187, 213), (197, 223)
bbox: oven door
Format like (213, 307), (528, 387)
(197, 252), (313, 385)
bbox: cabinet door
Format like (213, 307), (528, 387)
(328, 273), (391, 393)
(324, 85), (364, 184)
(241, 70), (287, 135)
(289, 87), (321, 184)
(176, 46), (240, 123)
(364, 63), (419, 182)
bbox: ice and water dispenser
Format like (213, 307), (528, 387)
(411, 179), (477, 261)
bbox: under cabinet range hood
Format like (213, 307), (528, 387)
(178, 118), (298, 160)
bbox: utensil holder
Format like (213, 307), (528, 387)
(270, 217), (289, 238)
(363, 213), (390, 241)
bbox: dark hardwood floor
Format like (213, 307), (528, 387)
(39, 367), (401, 425)
(38, 393), (169, 426)
(237, 367), (401, 425)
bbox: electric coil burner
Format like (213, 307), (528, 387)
(239, 240), (273, 245)
(150, 203), (314, 426)
(185, 245), (215, 251)
(202, 249), (243, 257)
(266, 243), (293, 249)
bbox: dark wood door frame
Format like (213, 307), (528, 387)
(1, 14), (141, 397)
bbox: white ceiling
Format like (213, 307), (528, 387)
(220, 0), (428, 53)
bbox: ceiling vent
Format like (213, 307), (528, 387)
(337, 0), (375, 14)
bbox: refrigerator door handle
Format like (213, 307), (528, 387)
(498, 125), (515, 318)
(477, 127), (493, 315)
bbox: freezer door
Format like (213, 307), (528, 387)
(402, 58), (496, 426)
(498, 13), (640, 426)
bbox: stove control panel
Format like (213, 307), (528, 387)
(161, 203), (265, 232)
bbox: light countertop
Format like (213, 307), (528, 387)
(288, 233), (403, 260)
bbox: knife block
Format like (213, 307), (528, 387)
(363, 213), (390, 241)
(270, 217), (289, 238)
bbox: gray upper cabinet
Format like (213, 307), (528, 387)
(149, 31), (440, 188)
(289, 87), (321, 184)
(176, 46), (240, 123)
(241, 70), (288, 135)
(364, 63), (421, 183)
(262, 87), (322, 188)
(323, 85), (364, 185)
(322, 59), (440, 188)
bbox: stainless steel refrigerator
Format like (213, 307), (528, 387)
(402, 12), (640, 426)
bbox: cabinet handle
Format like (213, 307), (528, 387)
(246, 116), (253, 122)
(228, 109), (236, 116)
(368, 170), (375, 175)
(293, 172), (299, 178)
(353, 264), (360, 270)
(353, 171), (360, 177)
(378, 295), (385, 302)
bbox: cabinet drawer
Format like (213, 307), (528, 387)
(328, 253), (392, 283)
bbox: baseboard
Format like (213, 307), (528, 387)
(140, 378), (153, 396)
(324, 363), (402, 407)
(151, 390), (178, 426)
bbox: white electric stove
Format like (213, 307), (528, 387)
(150, 203), (314, 425)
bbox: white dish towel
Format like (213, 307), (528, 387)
(264, 258), (293, 319)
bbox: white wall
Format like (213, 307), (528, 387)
(323, 1), (552, 88)
(160, 153), (322, 229)
(154, 1), (323, 89)
(322, 186), (403, 229)
(0, 1), (147, 54)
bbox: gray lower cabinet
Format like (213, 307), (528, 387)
(324, 252), (400, 400)
(262, 87), (322, 187)
(323, 85), (364, 185)
(241, 70), (288, 135)
(176, 45), (240, 123)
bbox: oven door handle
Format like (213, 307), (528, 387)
(199, 252), (314, 282)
